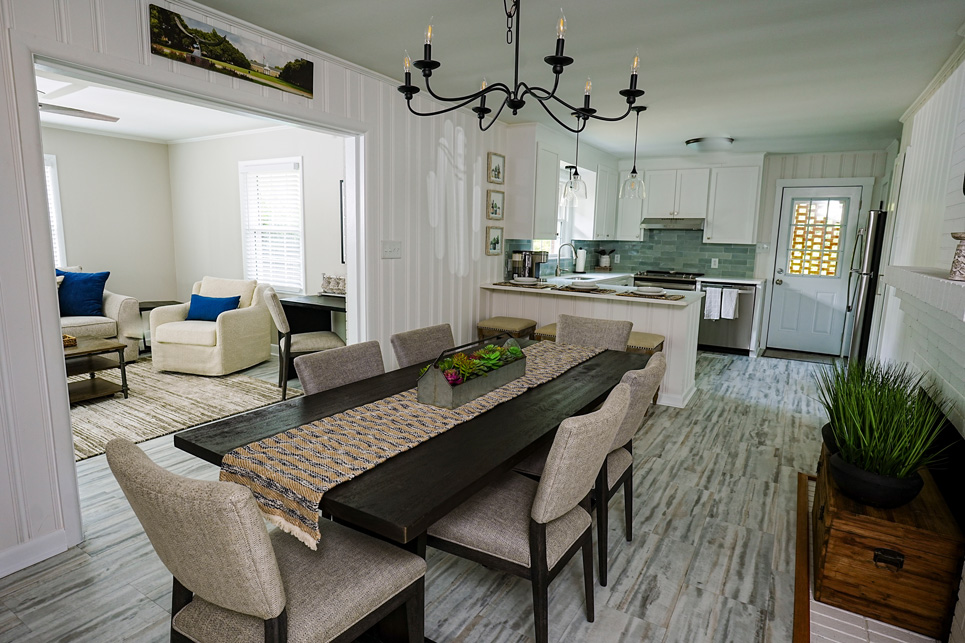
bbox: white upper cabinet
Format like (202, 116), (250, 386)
(592, 164), (619, 240)
(533, 145), (561, 239)
(703, 166), (761, 245)
(645, 168), (710, 219)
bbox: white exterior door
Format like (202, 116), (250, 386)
(766, 187), (862, 355)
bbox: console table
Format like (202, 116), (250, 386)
(65, 337), (129, 404)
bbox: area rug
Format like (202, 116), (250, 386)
(69, 359), (299, 461)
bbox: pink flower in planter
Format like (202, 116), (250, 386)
(443, 369), (463, 386)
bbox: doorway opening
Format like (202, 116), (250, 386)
(765, 186), (863, 357)
(35, 62), (360, 462)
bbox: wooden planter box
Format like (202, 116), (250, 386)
(417, 337), (525, 410)
(812, 447), (965, 639)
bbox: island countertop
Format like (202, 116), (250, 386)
(481, 283), (704, 307)
(480, 282), (702, 408)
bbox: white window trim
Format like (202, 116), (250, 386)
(44, 154), (67, 267)
(239, 156), (306, 295)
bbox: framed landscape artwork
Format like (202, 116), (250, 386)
(149, 5), (314, 98)
(486, 190), (504, 220)
(486, 226), (504, 256)
(488, 152), (505, 184)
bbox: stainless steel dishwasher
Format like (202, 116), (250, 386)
(697, 282), (757, 353)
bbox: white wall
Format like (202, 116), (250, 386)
(41, 126), (178, 300)
(168, 127), (346, 299)
(0, 0), (505, 577)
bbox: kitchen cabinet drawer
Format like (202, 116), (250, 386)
(703, 166), (761, 245)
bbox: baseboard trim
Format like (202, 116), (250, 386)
(0, 529), (69, 579)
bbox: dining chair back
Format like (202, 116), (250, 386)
(532, 383), (630, 525)
(264, 289), (345, 400)
(611, 351), (666, 451)
(556, 314), (633, 351)
(107, 438), (287, 624)
(107, 438), (426, 643)
(294, 340), (385, 396)
(390, 323), (455, 368)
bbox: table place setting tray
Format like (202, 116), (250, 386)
(556, 286), (617, 294)
(494, 281), (559, 289)
(617, 292), (685, 301)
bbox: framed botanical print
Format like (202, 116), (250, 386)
(487, 152), (505, 184)
(486, 189), (505, 220)
(485, 226), (504, 256)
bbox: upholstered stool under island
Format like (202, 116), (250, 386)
(476, 316), (537, 340)
(533, 323), (665, 355)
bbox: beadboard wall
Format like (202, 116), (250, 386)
(0, 0), (505, 576)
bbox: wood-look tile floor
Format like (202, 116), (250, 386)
(0, 352), (826, 642)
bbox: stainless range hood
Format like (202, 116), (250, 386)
(641, 217), (705, 231)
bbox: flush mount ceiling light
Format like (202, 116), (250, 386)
(397, 1), (646, 133)
(685, 137), (735, 152)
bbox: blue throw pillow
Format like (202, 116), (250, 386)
(56, 269), (110, 316)
(186, 294), (240, 322)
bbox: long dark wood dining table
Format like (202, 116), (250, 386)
(174, 347), (649, 551)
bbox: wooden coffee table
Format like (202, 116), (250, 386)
(64, 338), (129, 404)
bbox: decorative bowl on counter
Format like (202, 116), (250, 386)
(636, 286), (665, 295)
(569, 282), (599, 291)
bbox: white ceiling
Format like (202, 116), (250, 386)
(191, 0), (965, 158)
(36, 2), (965, 158)
(36, 70), (282, 143)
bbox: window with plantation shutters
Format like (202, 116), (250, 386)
(239, 158), (305, 294)
(44, 154), (67, 267)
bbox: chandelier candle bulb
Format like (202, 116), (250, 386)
(555, 11), (566, 56)
(630, 50), (640, 90)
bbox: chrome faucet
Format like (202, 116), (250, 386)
(556, 243), (578, 277)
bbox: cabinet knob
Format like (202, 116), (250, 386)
(775, 279), (783, 285)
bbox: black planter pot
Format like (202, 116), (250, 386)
(828, 453), (923, 509)
(821, 423), (839, 455)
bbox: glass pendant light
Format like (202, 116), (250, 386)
(562, 121), (587, 201)
(620, 105), (647, 199)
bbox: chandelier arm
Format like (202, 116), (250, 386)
(422, 76), (512, 104)
(478, 97), (511, 132)
(528, 98), (586, 133)
(405, 96), (486, 118)
(582, 104), (634, 123)
(516, 77), (560, 102)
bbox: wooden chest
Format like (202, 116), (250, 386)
(812, 448), (965, 639)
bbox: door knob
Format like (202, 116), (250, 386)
(775, 279), (783, 285)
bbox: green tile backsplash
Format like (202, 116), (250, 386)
(505, 230), (757, 279)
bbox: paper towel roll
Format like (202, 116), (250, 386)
(575, 249), (587, 273)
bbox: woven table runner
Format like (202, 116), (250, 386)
(616, 292), (685, 301)
(220, 341), (604, 548)
(493, 281), (558, 289)
(556, 286), (617, 294)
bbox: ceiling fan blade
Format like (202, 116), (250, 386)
(38, 103), (119, 122)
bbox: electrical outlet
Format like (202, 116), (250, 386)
(381, 241), (402, 259)
(613, 254), (620, 264)
(711, 258), (719, 269)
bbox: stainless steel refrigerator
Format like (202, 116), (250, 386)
(847, 206), (887, 363)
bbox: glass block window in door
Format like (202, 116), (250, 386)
(786, 198), (846, 276)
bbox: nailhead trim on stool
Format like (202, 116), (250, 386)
(477, 316), (537, 340)
(533, 323), (558, 342)
(627, 331), (665, 355)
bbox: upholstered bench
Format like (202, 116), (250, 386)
(533, 323), (665, 354)
(476, 316), (537, 341)
(627, 331), (665, 355)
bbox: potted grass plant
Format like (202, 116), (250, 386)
(814, 360), (948, 509)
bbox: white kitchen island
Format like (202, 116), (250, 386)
(480, 283), (704, 408)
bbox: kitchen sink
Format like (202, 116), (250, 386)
(565, 276), (594, 280)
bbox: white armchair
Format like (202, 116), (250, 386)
(150, 277), (271, 376)
(58, 266), (140, 363)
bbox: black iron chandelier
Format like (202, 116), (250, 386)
(397, 0), (646, 133)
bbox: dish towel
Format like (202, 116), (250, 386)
(721, 288), (739, 319)
(704, 287), (722, 320)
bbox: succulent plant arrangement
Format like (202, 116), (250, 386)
(421, 343), (524, 387)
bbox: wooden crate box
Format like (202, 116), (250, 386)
(812, 448), (965, 639)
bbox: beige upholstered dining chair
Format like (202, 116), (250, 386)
(513, 352), (666, 586)
(106, 438), (425, 643)
(556, 313), (633, 351)
(389, 323), (455, 368)
(263, 289), (346, 400)
(426, 383), (630, 643)
(293, 340), (385, 396)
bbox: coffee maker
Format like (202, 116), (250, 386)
(511, 250), (549, 279)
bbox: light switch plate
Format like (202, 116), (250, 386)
(381, 241), (402, 259)
(711, 258), (719, 268)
